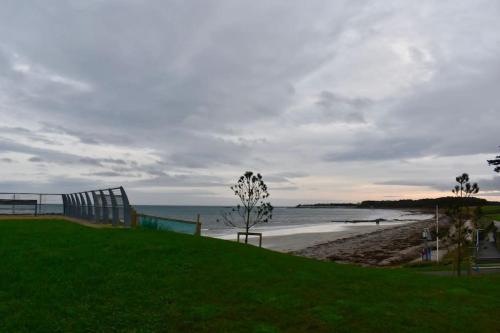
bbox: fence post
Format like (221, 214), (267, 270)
(73, 194), (81, 218)
(119, 186), (132, 227)
(99, 190), (109, 223)
(131, 208), (138, 227)
(78, 193), (87, 219)
(62, 194), (67, 216)
(91, 191), (100, 223)
(195, 214), (201, 236)
(68, 194), (74, 216)
(108, 189), (119, 226)
(84, 192), (93, 221)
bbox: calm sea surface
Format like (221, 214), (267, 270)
(14, 204), (434, 238)
(134, 205), (434, 237)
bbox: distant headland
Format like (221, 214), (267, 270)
(296, 196), (500, 209)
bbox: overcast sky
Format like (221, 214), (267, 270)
(0, 0), (499, 205)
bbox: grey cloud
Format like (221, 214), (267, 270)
(324, 68), (500, 163)
(40, 123), (134, 146)
(358, 61), (500, 162)
(85, 171), (124, 177)
(165, 134), (263, 168)
(376, 176), (500, 193)
(0, 1), (358, 140)
(475, 177), (500, 192)
(324, 135), (435, 162)
(0, 137), (130, 168)
(77, 157), (103, 166)
(0, 157), (14, 163)
(28, 156), (43, 162)
(270, 186), (299, 191)
(79, 157), (127, 166)
(0, 126), (57, 145)
(131, 173), (227, 188)
(478, 191), (500, 197)
(375, 180), (450, 191)
(0, 177), (102, 194)
(1, 1), (500, 203)
(315, 90), (370, 123)
(0, 138), (78, 164)
(265, 171), (308, 183)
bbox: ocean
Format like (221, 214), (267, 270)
(134, 205), (434, 238)
(7, 204), (434, 239)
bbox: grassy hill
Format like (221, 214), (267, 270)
(483, 206), (500, 221)
(1, 219), (499, 332)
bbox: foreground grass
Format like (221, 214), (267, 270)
(1, 220), (499, 333)
(482, 206), (500, 222)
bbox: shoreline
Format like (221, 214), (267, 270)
(245, 224), (399, 252)
(208, 216), (436, 256)
(213, 217), (445, 267)
(293, 217), (445, 266)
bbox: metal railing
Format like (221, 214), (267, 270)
(0, 192), (62, 215)
(62, 186), (132, 226)
(0, 187), (204, 234)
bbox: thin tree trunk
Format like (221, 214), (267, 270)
(457, 219), (462, 276)
(245, 208), (250, 244)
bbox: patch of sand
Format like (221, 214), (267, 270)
(293, 218), (449, 266)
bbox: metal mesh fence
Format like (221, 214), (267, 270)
(62, 187), (131, 226)
(0, 187), (132, 227)
(0, 193), (63, 215)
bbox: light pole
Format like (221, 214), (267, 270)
(436, 205), (439, 263)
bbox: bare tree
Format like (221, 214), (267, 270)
(450, 173), (479, 276)
(220, 171), (273, 244)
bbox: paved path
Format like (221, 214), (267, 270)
(424, 268), (500, 276)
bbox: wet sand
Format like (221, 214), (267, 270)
(251, 224), (397, 252)
(235, 217), (445, 266)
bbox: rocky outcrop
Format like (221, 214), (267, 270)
(294, 216), (451, 266)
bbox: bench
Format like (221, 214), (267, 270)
(0, 199), (38, 215)
(237, 232), (263, 247)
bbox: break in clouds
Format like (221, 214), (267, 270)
(0, 0), (499, 204)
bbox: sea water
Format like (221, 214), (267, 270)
(23, 204), (433, 238)
(134, 205), (434, 238)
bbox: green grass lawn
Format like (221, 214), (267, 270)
(482, 206), (500, 215)
(477, 205), (500, 229)
(482, 206), (500, 221)
(1, 219), (499, 333)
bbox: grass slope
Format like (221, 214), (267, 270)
(1, 219), (499, 333)
(483, 206), (500, 222)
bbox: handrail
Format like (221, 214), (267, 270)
(63, 186), (132, 227)
(0, 187), (133, 227)
(0, 192), (63, 195)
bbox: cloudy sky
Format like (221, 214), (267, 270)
(0, 0), (499, 205)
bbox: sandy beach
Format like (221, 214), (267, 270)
(294, 218), (448, 266)
(211, 216), (444, 267)
(243, 224), (398, 252)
